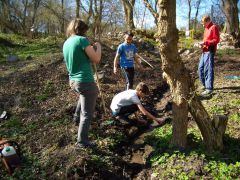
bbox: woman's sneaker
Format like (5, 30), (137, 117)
(201, 89), (213, 96)
(73, 116), (80, 126)
(75, 141), (96, 149)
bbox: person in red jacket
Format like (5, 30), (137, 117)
(198, 15), (220, 96)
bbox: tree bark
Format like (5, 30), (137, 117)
(86, 0), (93, 24)
(193, 0), (202, 30)
(142, 0), (159, 26)
(221, 0), (240, 47)
(121, 0), (135, 30)
(76, 0), (81, 18)
(189, 97), (228, 151)
(61, 0), (65, 33)
(92, 0), (103, 40)
(158, 0), (189, 148)
(30, 0), (42, 36)
(157, 0), (228, 151)
(187, 0), (192, 30)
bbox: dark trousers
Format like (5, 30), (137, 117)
(121, 67), (134, 90)
(114, 104), (139, 117)
(198, 51), (215, 90)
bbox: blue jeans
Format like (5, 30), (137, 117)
(70, 81), (98, 144)
(198, 52), (214, 90)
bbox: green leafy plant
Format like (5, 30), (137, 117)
(36, 80), (54, 102)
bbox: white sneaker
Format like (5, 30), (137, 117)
(201, 89), (213, 96)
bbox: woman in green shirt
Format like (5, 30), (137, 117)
(63, 19), (102, 148)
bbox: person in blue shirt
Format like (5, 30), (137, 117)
(113, 31), (142, 90)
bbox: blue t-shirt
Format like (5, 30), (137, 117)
(117, 42), (137, 68)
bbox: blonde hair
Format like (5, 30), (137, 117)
(136, 82), (150, 94)
(66, 19), (89, 37)
(202, 15), (211, 23)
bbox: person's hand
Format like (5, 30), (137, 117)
(113, 66), (117, 74)
(155, 118), (165, 125)
(199, 42), (204, 48)
(94, 42), (101, 47)
(93, 42), (101, 51)
(139, 64), (144, 71)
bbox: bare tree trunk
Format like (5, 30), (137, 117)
(221, 0), (240, 47)
(0, 0), (19, 33)
(22, 0), (29, 34)
(142, 0), (159, 26)
(189, 97), (228, 151)
(193, 0), (202, 30)
(0, 0), (10, 32)
(76, 0), (80, 18)
(30, 0), (42, 37)
(157, 0), (228, 151)
(92, 0), (103, 40)
(61, 0), (65, 33)
(187, 0), (192, 30)
(158, 0), (189, 148)
(122, 0), (135, 30)
(141, 6), (147, 29)
(86, 0), (93, 24)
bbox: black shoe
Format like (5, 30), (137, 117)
(115, 115), (129, 121)
(75, 141), (96, 149)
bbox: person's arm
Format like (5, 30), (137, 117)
(85, 42), (102, 64)
(137, 104), (164, 124)
(134, 54), (143, 70)
(133, 45), (143, 69)
(113, 53), (120, 74)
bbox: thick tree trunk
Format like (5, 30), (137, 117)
(122, 0), (135, 30)
(189, 96), (228, 151)
(158, 0), (189, 148)
(157, 0), (228, 151)
(76, 0), (81, 18)
(222, 0), (240, 47)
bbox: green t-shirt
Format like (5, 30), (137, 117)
(63, 35), (94, 82)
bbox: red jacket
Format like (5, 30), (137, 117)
(202, 22), (220, 52)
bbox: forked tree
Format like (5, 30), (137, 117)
(121, 0), (136, 30)
(157, 0), (228, 151)
(221, 0), (240, 47)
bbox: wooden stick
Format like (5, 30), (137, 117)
(93, 64), (107, 116)
(136, 53), (154, 69)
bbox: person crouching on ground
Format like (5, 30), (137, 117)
(110, 82), (164, 125)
